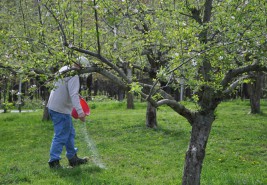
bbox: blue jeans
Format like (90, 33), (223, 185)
(48, 109), (78, 162)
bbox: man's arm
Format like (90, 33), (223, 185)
(68, 75), (86, 122)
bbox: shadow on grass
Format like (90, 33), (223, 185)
(51, 165), (104, 184)
(156, 126), (190, 136)
(56, 165), (103, 174)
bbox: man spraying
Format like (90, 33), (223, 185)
(47, 56), (90, 168)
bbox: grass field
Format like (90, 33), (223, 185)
(0, 99), (266, 185)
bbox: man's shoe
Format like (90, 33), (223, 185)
(48, 160), (62, 169)
(68, 154), (88, 167)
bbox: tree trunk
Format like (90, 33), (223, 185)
(118, 88), (124, 101)
(126, 91), (134, 109)
(248, 72), (263, 114)
(142, 82), (158, 128)
(42, 106), (50, 121)
(3, 78), (8, 113)
(146, 102), (157, 128)
(93, 79), (98, 96)
(86, 74), (93, 100)
(124, 62), (134, 109)
(182, 113), (214, 185)
(42, 92), (50, 121)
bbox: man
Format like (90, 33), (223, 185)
(47, 56), (90, 168)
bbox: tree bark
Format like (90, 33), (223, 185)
(86, 74), (93, 100)
(182, 112), (214, 185)
(126, 91), (134, 109)
(42, 106), (50, 121)
(146, 102), (157, 128)
(93, 79), (98, 96)
(117, 88), (124, 101)
(248, 72), (263, 114)
(42, 93), (50, 121)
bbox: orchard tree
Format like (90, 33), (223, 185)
(1, 0), (267, 185)
(0, 0), (76, 118)
(137, 0), (267, 184)
(247, 71), (265, 114)
(74, 0), (266, 184)
(41, 0), (267, 184)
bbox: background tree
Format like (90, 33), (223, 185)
(1, 0), (267, 185)
(138, 1), (267, 184)
(49, 1), (267, 184)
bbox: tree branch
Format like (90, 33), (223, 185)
(43, 2), (130, 84)
(140, 83), (194, 124)
(68, 45), (129, 83)
(221, 62), (267, 89)
(43, 4), (68, 46)
(157, 99), (195, 125)
(222, 75), (251, 94)
(203, 0), (213, 23)
(93, 0), (101, 55)
(0, 63), (17, 74)
(80, 66), (126, 88)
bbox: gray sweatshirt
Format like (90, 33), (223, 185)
(47, 74), (83, 116)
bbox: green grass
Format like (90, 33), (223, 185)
(0, 100), (266, 185)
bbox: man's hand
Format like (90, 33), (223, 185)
(78, 112), (86, 122)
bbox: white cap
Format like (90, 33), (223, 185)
(58, 66), (70, 73)
(77, 56), (90, 67)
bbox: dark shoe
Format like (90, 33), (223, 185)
(48, 160), (62, 169)
(68, 154), (88, 167)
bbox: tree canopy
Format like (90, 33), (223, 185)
(1, 0), (266, 184)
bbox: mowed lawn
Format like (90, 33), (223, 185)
(0, 100), (266, 185)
